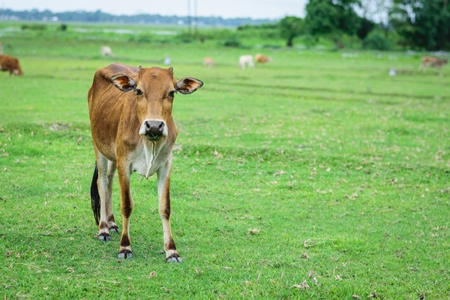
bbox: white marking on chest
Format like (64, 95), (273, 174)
(130, 141), (160, 178)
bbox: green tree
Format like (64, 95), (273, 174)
(304, 0), (362, 47)
(279, 16), (304, 47)
(389, 0), (450, 50)
(357, 17), (376, 40)
(360, 0), (391, 36)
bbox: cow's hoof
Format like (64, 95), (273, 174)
(118, 250), (132, 259)
(166, 254), (182, 263)
(109, 225), (119, 234)
(98, 233), (110, 242)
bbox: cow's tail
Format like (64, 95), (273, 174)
(90, 163), (100, 225)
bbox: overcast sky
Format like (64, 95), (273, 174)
(1, 0), (307, 20)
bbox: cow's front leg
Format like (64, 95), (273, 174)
(117, 163), (133, 259)
(157, 159), (181, 263)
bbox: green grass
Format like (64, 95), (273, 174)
(0, 21), (449, 299)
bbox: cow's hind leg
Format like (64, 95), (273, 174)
(105, 160), (118, 234)
(117, 162), (133, 259)
(95, 154), (118, 241)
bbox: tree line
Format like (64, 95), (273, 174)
(278, 0), (450, 51)
(0, 8), (272, 27)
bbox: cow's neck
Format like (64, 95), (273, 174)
(141, 139), (160, 178)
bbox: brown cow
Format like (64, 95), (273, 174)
(203, 56), (215, 67)
(255, 53), (272, 64)
(419, 56), (448, 71)
(0, 54), (23, 76)
(88, 63), (203, 261)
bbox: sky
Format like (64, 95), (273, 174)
(1, 0), (307, 20)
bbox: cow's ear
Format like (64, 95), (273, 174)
(110, 74), (136, 92)
(175, 77), (204, 94)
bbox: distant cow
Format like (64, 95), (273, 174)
(0, 54), (23, 76)
(88, 63), (203, 261)
(164, 55), (171, 65)
(100, 46), (114, 57)
(419, 56), (448, 70)
(239, 55), (254, 69)
(203, 57), (215, 67)
(255, 54), (272, 64)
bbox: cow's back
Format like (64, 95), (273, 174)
(88, 63), (140, 161)
(0, 54), (12, 66)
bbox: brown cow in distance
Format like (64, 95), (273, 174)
(419, 56), (448, 71)
(255, 53), (272, 64)
(0, 54), (23, 75)
(88, 63), (203, 261)
(203, 56), (215, 67)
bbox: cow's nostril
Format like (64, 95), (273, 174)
(143, 120), (165, 140)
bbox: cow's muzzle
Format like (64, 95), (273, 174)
(139, 120), (167, 141)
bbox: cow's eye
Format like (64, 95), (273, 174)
(135, 88), (143, 96)
(168, 90), (175, 98)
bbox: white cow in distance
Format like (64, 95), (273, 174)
(239, 55), (254, 69)
(100, 46), (114, 57)
(164, 55), (171, 65)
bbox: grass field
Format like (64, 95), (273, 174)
(1, 22), (449, 299)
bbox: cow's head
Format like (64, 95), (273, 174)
(110, 66), (203, 141)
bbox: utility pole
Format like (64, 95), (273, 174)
(194, 0), (198, 39)
(187, 0), (192, 37)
